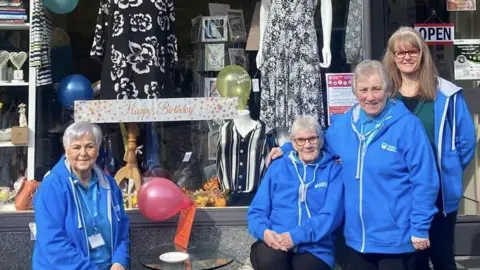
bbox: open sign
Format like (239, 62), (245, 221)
(414, 23), (455, 45)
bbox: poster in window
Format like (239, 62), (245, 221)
(325, 73), (357, 125)
(453, 39), (480, 80)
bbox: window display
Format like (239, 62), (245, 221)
(5, 0), (353, 213)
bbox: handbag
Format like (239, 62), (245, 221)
(15, 178), (40, 211)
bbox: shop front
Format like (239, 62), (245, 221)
(0, 0), (479, 269)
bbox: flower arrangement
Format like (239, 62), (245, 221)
(182, 176), (229, 207)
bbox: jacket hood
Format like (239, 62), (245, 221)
(350, 99), (411, 130)
(285, 148), (336, 168)
(438, 77), (462, 97)
(49, 155), (112, 190)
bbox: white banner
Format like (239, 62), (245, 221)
(74, 97), (239, 123)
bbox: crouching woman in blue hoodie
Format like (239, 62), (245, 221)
(32, 122), (130, 270)
(267, 60), (440, 270)
(247, 115), (344, 270)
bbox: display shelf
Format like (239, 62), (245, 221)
(0, 82), (29, 87)
(0, 141), (27, 147)
(0, 23), (30, 31)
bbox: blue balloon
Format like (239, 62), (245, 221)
(43, 0), (78, 14)
(57, 74), (94, 110)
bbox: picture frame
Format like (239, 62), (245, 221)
(201, 16), (229, 43)
(208, 130), (220, 160)
(228, 48), (246, 69)
(226, 9), (247, 42)
(203, 77), (220, 97)
(204, 43), (225, 71)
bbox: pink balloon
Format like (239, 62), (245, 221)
(137, 178), (192, 221)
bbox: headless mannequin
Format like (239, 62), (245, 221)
(255, 0), (333, 69)
(233, 110), (257, 137)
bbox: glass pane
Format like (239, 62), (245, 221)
(29, 0), (351, 213)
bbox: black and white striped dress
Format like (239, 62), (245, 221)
(30, 0), (52, 86)
(216, 120), (269, 205)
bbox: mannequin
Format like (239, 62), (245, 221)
(256, 0), (333, 131)
(216, 110), (269, 206)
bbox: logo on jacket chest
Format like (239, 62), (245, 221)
(314, 181), (328, 189)
(381, 142), (397, 152)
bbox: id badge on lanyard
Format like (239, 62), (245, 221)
(75, 174), (106, 249)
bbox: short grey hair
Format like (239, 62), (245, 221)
(353, 59), (393, 96)
(62, 121), (103, 148)
(290, 115), (323, 139)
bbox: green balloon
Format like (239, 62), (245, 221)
(216, 65), (252, 110)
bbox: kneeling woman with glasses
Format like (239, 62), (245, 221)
(248, 115), (344, 270)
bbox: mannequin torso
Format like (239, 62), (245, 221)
(233, 110), (257, 138)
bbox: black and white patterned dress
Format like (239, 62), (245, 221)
(90, 0), (178, 99)
(259, 0), (325, 131)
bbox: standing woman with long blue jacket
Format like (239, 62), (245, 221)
(33, 122), (130, 270)
(383, 26), (477, 270)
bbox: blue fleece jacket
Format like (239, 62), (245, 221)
(32, 156), (130, 270)
(281, 100), (439, 254)
(248, 151), (343, 268)
(433, 78), (476, 214)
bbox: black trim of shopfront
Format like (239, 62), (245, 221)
(2, 208), (480, 255)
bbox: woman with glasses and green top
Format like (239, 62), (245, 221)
(382, 26), (476, 270)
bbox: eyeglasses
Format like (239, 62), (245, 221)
(294, 136), (319, 146)
(393, 50), (420, 59)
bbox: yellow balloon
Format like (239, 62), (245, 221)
(216, 65), (252, 110)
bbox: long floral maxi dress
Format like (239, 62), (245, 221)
(259, 0), (325, 131)
(90, 0), (178, 100)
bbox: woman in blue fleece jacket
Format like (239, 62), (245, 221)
(33, 122), (130, 270)
(383, 27), (476, 270)
(248, 115), (344, 270)
(267, 60), (440, 270)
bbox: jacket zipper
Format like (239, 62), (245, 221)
(437, 98), (450, 217)
(359, 139), (367, 252)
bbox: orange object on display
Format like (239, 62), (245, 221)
(174, 205), (197, 249)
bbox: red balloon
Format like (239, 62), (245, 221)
(137, 178), (192, 221)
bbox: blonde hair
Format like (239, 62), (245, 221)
(382, 26), (438, 101)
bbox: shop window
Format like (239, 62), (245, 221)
(22, 0), (353, 212)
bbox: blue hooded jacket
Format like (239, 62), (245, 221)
(434, 78), (476, 215)
(32, 156), (130, 270)
(247, 150), (343, 268)
(281, 101), (439, 254)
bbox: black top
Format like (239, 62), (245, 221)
(401, 95), (420, 113)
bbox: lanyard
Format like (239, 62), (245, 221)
(73, 173), (100, 234)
